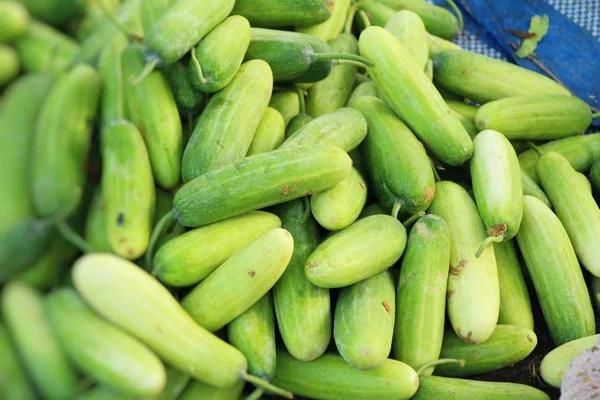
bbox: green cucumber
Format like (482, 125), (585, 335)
(272, 351), (419, 400)
(433, 50), (570, 104)
(385, 10), (429, 70)
(334, 270), (395, 370)
(352, 95), (435, 219)
(152, 189), (186, 250)
(84, 187), (112, 253)
(475, 95), (592, 140)
(270, 90), (300, 126)
(305, 214), (406, 288)
(280, 107), (367, 152)
(0, 219), (52, 280)
(521, 169), (552, 208)
(360, 27), (473, 166)
(45, 288), (166, 397)
(311, 167), (367, 231)
(231, 0), (331, 28)
(358, 0), (394, 27)
(164, 60), (205, 117)
(189, 15), (251, 93)
(141, 0), (173, 33)
(413, 376), (550, 400)
(173, 145), (352, 227)
(540, 334), (600, 388)
(247, 107), (286, 156)
(181, 229), (293, 331)
(16, 0), (82, 26)
(428, 181), (500, 344)
(285, 113), (313, 138)
(0, 45), (19, 87)
(379, 0), (461, 39)
(428, 33), (462, 57)
(154, 366), (190, 400)
(76, 386), (133, 400)
(515, 195), (595, 345)
(2, 282), (78, 399)
(153, 211), (281, 287)
(436, 324), (537, 377)
(494, 240), (533, 329)
(272, 199), (331, 361)
(227, 293), (276, 379)
(98, 33), (128, 130)
(537, 151), (600, 277)
(592, 159), (600, 191)
(359, 203), (385, 219)
(0, 322), (36, 400)
(296, 0), (351, 41)
(0, 2), (29, 43)
(445, 100), (478, 120)
(394, 214), (450, 375)
(450, 109), (478, 139)
(575, 171), (592, 193)
(182, 60), (273, 182)
(347, 81), (379, 107)
(178, 379), (244, 400)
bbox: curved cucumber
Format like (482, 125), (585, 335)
(305, 215), (406, 288)
(347, 81), (378, 107)
(0, 2), (28, 43)
(296, 0), (350, 41)
(179, 379), (245, 400)
(0, 322), (36, 400)
(414, 376), (550, 400)
(174, 145), (352, 227)
(335, 270), (395, 370)
(394, 214), (450, 375)
(428, 181), (500, 344)
(385, 10), (428, 70)
(247, 107), (285, 156)
(521, 169), (552, 208)
(285, 113), (313, 138)
(379, 0), (460, 39)
(231, 0), (331, 28)
(269, 90), (300, 126)
(540, 334), (600, 388)
(516, 196), (595, 345)
(98, 34), (128, 130)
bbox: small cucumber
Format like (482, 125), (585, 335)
(379, 0), (460, 39)
(433, 50), (570, 104)
(394, 214), (450, 375)
(164, 60), (205, 117)
(98, 34), (128, 130)
(189, 15), (251, 93)
(269, 90), (300, 126)
(537, 151), (600, 277)
(247, 107), (286, 156)
(0, 2), (29, 43)
(296, 0), (351, 41)
(592, 159), (600, 191)
(0, 322), (36, 400)
(227, 293), (276, 379)
(272, 199), (331, 362)
(272, 351), (419, 400)
(1, 282), (79, 400)
(0, 45), (19, 87)
(182, 60), (273, 182)
(45, 288), (166, 397)
(540, 334), (600, 388)
(311, 167), (367, 231)
(428, 181), (500, 344)
(437, 324), (537, 377)
(0, 219), (52, 280)
(427, 33), (462, 57)
(515, 195), (595, 345)
(32, 64), (101, 219)
(360, 27), (473, 167)
(178, 379), (245, 400)
(335, 270), (395, 370)
(475, 95), (592, 140)
(494, 240), (534, 330)
(231, 0), (331, 28)
(521, 169), (552, 208)
(280, 108), (367, 152)
(358, 0), (395, 27)
(305, 214), (406, 288)
(413, 376), (550, 400)
(173, 145), (352, 227)
(471, 129), (523, 244)
(84, 187), (112, 253)
(347, 81), (378, 107)
(385, 10), (429, 70)
(352, 96), (435, 219)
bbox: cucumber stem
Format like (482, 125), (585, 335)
(475, 234), (505, 258)
(312, 53), (374, 68)
(190, 47), (208, 85)
(242, 372), (293, 399)
(358, 10), (371, 29)
(429, 158), (442, 182)
(403, 211), (425, 228)
(391, 202), (402, 220)
(301, 196), (312, 223)
(344, 3), (360, 34)
(416, 358), (466, 375)
(295, 85), (306, 114)
(334, 59), (373, 68)
(146, 210), (176, 270)
(132, 57), (159, 86)
(446, 0), (464, 31)
(56, 221), (97, 254)
(97, 0), (143, 42)
(528, 141), (544, 155)
(246, 388), (265, 400)
(591, 112), (600, 119)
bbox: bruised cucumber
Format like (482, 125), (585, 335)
(384, 10), (428, 70)
(0, 322), (36, 400)
(247, 107), (286, 156)
(178, 380), (244, 400)
(379, 0), (460, 39)
(232, 0), (331, 28)
(270, 90), (300, 126)
(540, 334), (600, 388)
(347, 81), (378, 107)
(414, 376), (550, 400)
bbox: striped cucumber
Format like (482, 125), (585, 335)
(247, 107), (285, 156)
(379, 0), (460, 39)
(385, 10), (429, 70)
(296, 0), (351, 41)
(540, 334), (600, 388)
(347, 81), (378, 107)
(0, 322), (35, 400)
(269, 90), (300, 127)
(231, 0), (331, 28)
(286, 113), (313, 138)
(414, 376), (550, 400)
(178, 379), (245, 400)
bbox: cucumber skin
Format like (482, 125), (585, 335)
(428, 33), (462, 57)
(335, 270), (395, 370)
(414, 376), (550, 400)
(247, 107), (285, 156)
(0, 322), (36, 400)
(272, 351), (419, 400)
(285, 113), (313, 138)
(178, 379), (245, 400)
(358, 0), (395, 27)
(427, 181), (500, 344)
(272, 199), (331, 362)
(231, 0), (331, 28)
(592, 160), (600, 191)
(540, 334), (600, 388)
(0, 219), (52, 280)
(516, 195), (595, 345)
(0, 45), (19, 87)
(164, 61), (205, 117)
(384, 10), (429, 70)
(0, 2), (28, 43)
(174, 145), (352, 227)
(296, 0), (351, 41)
(394, 215), (450, 375)
(360, 27), (473, 167)
(98, 34), (128, 130)
(521, 169), (552, 209)
(379, 0), (460, 39)
(270, 90), (300, 127)
(84, 187), (112, 253)
(347, 81), (378, 107)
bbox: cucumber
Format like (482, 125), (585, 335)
(0, 322), (36, 400)
(155, 366), (191, 400)
(384, 10), (428, 70)
(153, 189), (186, 250)
(575, 171), (592, 193)
(189, 15), (251, 93)
(360, 27), (473, 167)
(231, 0), (331, 28)
(0, 219), (52, 281)
(285, 113), (313, 138)
(164, 60), (205, 117)
(379, 0), (460, 39)
(77, 386), (134, 400)
(269, 90), (300, 126)
(178, 379), (245, 400)
(173, 145), (352, 227)
(592, 159), (600, 191)
(182, 60), (273, 182)
(98, 34), (128, 130)
(436, 324), (537, 377)
(0, 2), (29, 43)
(84, 187), (112, 253)
(471, 129), (523, 243)
(445, 100), (478, 120)
(475, 95), (592, 140)
(280, 108), (367, 152)
(413, 376), (550, 400)
(335, 270), (395, 370)
(428, 181), (500, 344)
(347, 81), (378, 107)
(305, 215), (406, 288)
(428, 33), (462, 57)
(227, 293), (276, 379)
(540, 334), (600, 388)
(521, 169), (552, 208)
(272, 199), (331, 361)
(45, 288), (166, 397)
(2, 282), (79, 400)
(305, 33), (359, 117)
(494, 240), (533, 329)
(0, 45), (19, 87)
(247, 107), (286, 156)
(394, 214), (450, 375)
(16, 0), (81, 26)
(357, 0), (394, 27)
(359, 203), (385, 219)
(433, 50), (570, 104)
(352, 96), (435, 219)
(140, 0), (173, 33)
(537, 152), (600, 277)
(32, 64), (101, 219)
(296, 0), (351, 41)
(272, 351), (419, 400)
(515, 195), (595, 345)
(181, 228), (293, 331)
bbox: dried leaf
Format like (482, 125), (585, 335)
(515, 14), (550, 58)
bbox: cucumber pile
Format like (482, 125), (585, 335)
(1, 0), (600, 399)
